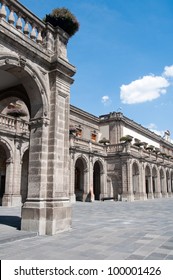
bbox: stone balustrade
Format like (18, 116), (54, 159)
(0, 0), (69, 56)
(70, 136), (106, 154)
(0, 113), (29, 135)
(106, 144), (124, 153)
(131, 144), (173, 165)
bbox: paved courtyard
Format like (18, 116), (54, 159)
(0, 198), (173, 260)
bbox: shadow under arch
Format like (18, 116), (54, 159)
(0, 215), (21, 230)
(74, 156), (88, 201)
(145, 164), (151, 198)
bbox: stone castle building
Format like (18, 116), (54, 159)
(0, 0), (173, 235)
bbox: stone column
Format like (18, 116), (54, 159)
(11, 140), (23, 206)
(155, 170), (162, 198)
(161, 169), (168, 198)
(45, 69), (73, 234)
(147, 174), (154, 199)
(88, 154), (94, 201)
(69, 148), (76, 203)
(21, 117), (49, 235)
(121, 157), (134, 201)
(2, 158), (14, 206)
(100, 167), (107, 200)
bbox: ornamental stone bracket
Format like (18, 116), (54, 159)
(29, 117), (50, 128)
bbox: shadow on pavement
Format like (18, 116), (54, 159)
(0, 216), (21, 230)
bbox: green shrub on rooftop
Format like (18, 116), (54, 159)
(44, 8), (79, 37)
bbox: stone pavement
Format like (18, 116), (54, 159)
(0, 198), (173, 260)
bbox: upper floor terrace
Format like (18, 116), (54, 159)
(0, 0), (75, 67)
(0, 112), (29, 137)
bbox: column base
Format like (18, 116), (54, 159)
(2, 194), (21, 207)
(21, 198), (72, 235)
(154, 192), (162, 198)
(134, 192), (147, 201)
(69, 194), (76, 203)
(121, 193), (134, 201)
(147, 192), (154, 199)
(161, 192), (168, 198)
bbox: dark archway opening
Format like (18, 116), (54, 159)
(0, 145), (7, 206)
(93, 161), (101, 200)
(75, 158), (85, 201)
(21, 149), (29, 204)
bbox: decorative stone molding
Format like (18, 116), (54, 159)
(29, 117), (50, 128)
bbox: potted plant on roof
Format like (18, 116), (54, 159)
(133, 138), (145, 147)
(99, 137), (110, 145)
(44, 8), (79, 37)
(146, 145), (154, 151)
(120, 135), (133, 143)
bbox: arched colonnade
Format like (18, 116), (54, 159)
(131, 159), (173, 200)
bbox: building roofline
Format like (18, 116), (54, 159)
(70, 104), (99, 123)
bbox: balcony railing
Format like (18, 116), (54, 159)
(0, 113), (29, 135)
(0, 0), (69, 59)
(70, 136), (106, 154)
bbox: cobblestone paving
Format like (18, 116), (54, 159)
(0, 198), (173, 260)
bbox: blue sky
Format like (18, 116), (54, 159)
(21, 0), (173, 137)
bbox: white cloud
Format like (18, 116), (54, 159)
(146, 123), (164, 137)
(163, 65), (173, 77)
(120, 75), (169, 104)
(101, 95), (111, 105)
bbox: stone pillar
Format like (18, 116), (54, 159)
(88, 154), (94, 201)
(155, 171), (162, 198)
(21, 118), (49, 235)
(2, 158), (14, 206)
(121, 157), (134, 201)
(136, 162), (144, 200)
(161, 170), (168, 198)
(167, 174), (172, 197)
(69, 148), (76, 203)
(100, 167), (107, 200)
(3, 139), (23, 206)
(11, 140), (23, 205)
(83, 165), (89, 202)
(147, 174), (154, 199)
(45, 70), (73, 235)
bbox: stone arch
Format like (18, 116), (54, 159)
(0, 137), (13, 160)
(0, 55), (49, 209)
(0, 55), (49, 119)
(74, 155), (89, 201)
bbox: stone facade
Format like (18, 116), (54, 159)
(0, 1), (173, 235)
(70, 108), (173, 202)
